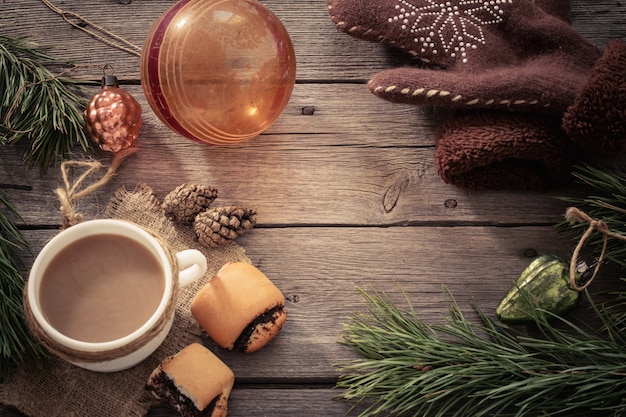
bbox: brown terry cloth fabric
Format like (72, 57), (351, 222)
(327, 0), (600, 113)
(563, 39), (626, 156)
(435, 112), (573, 190)
(0, 184), (250, 417)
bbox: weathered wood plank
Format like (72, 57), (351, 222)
(12, 224), (603, 380)
(0, 0), (399, 81)
(4, 388), (353, 417)
(1, 0), (623, 82)
(0, 137), (571, 228)
(0, 82), (571, 228)
(3, 224), (621, 417)
(147, 388), (354, 417)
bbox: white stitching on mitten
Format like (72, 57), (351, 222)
(388, 0), (513, 64)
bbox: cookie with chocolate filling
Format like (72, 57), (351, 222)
(146, 343), (235, 417)
(191, 262), (286, 353)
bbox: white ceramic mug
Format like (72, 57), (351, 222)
(25, 219), (207, 372)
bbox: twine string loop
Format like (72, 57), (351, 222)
(565, 206), (626, 291)
(41, 0), (141, 57)
(55, 148), (137, 229)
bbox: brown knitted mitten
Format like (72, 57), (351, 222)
(328, 0), (626, 155)
(562, 40), (626, 156)
(435, 111), (574, 190)
(327, 0), (600, 112)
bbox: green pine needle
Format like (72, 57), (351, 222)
(336, 287), (626, 417)
(0, 27), (96, 381)
(0, 191), (47, 382)
(0, 32), (94, 175)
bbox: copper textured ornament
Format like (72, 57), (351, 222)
(84, 74), (142, 152)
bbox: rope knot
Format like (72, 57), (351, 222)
(564, 206), (626, 291)
(55, 148), (137, 229)
(60, 207), (84, 229)
(565, 207), (609, 233)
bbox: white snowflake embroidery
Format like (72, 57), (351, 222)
(388, 0), (513, 63)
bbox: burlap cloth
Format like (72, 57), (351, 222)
(0, 183), (250, 417)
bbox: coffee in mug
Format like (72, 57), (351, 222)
(39, 233), (166, 343)
(25, 219), (208, 372)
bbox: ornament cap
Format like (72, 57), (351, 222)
(101, 74), (119, 88)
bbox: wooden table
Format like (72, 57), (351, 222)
(1, 1), (624, 416)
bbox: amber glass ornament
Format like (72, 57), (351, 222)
(141, 0), (296, 144)
(84, 75), (142, 152)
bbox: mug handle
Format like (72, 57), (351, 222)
(175, 249), (208, 287)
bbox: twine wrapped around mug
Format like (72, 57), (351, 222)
(22, 227), (180, 363)
(23, 147), (182, 363)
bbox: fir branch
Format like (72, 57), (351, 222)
(0, 33), (94, 175)
(336, 287), (626, 417)
(0, 190), (47, 382)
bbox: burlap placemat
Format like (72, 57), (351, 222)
(0, 182), (250, 417)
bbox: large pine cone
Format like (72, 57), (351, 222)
(193, 206), (257, 247)
(163, 183), (219, 223)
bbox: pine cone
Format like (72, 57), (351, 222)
(193, 206), (258, 248)
(163, 183), (219, 223)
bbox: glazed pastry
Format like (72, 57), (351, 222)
(146, 343), (235, 417)
(191, 262), (286, 353)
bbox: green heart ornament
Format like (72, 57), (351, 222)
(496, 255), (581, 323)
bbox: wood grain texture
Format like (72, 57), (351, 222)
(0, 83), (568, 227)
(2, 0), (623, 82)
(1, 0), (625, 416)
